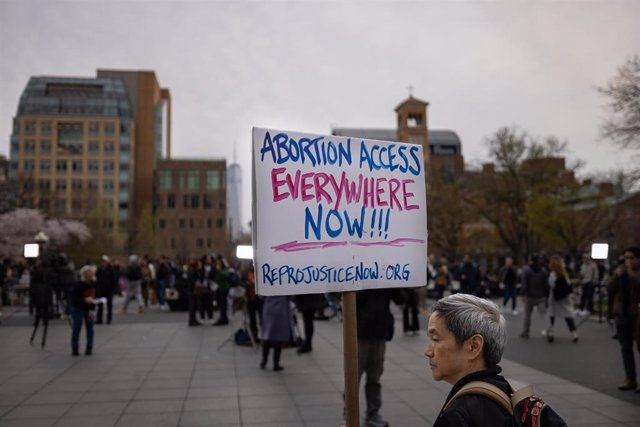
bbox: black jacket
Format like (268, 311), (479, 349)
(434, 366), (513, 427)
(521, 264), (549, 299)
(71, 281), (96, 312)
(356, 288), (406, 340)
(96, 265), (117, 297)
(295, 294), (324, 312)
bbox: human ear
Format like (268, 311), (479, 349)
(467, 334), (484, 360)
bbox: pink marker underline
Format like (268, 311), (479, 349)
(271, 238), (425, 253)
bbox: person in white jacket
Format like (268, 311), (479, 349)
(543, 255), (579, 343)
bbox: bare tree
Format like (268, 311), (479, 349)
(598, 55), (640, 158)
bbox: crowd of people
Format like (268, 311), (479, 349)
(1, 246), (639, 427)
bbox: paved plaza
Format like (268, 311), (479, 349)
(0, 305), (639, 427)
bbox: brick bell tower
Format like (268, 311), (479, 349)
(395, 94), (430, 170)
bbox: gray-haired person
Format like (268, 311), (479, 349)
(425, 294), (512, 426)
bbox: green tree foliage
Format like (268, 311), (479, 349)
(465, 127), (578, 263)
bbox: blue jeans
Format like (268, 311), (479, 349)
(71, 306), (94, 353)
(503, 287), (517, 310)
(157, 279), (167, 306)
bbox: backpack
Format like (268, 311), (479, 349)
(553, 276), (572, 301)
(445, 381), (568, 427)
(127, 265), (142, 281)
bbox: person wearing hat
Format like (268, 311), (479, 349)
(70, 265), (97, 356)
(96, 255), (117, 324)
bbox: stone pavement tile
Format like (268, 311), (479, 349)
(134, 387), (188, 401)
(23, 391), (84, 405)
(240, 406), (303, 424)
(187, 387), (238, 398)
(293, 392), (344, 406)
(65, 401), (128, 417)
(3, 403), (71, 419)
(142, 378), (191, 390)
(0, 393), (32, 406)
(243, 423), (299, 427)
(183, 397), (238, 411)
(238, 384), (289, 396)
(0, 418), (56, 427)
(147, 370), (193, 381)
(305, 420), (350, 427)
(239, 394), (295, 409)
(537, 382), (598, 395)
(53, 414), (120, 427)
(189, 377), (235, 388)
(386, 414), (432, 427)
(0, 406), (13, 417)
(287, 381), (338, 395)
(298, 404), (343, 422)
(551, 407), (620, 424)
(562, 392), (635, 407)
(91, 380), (144, 391)
(41, 382), (94, 393)
(125, 399), (185, 414)
(589, 405), (640, 423)
(79, 389), (137, 403)
(115, 412), (180, 427)
(178, 409), (240, 426)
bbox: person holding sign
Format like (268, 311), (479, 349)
(356, 288), (405, 427)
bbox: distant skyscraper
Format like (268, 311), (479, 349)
(227, 161), (243, 241)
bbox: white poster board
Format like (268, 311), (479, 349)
(252, 127), (427, 296)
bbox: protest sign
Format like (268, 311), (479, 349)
(252, 127), (428, 296)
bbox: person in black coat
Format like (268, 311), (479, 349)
(29, 260), (54, 348)
(294, 293), (324, 353)
(95, 256), (117, 324)
(355, 288), (405, 427)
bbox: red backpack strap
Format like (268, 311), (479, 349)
(443, 381), (513, 415)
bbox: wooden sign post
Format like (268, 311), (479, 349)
(251, 127), (427, 426)
(342, 291), (359, 427)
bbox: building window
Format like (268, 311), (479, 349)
(171, 238), (175, 249)
(38, 180), (51, 192)
(207, 218), (212, 228)
(179, 171), (187, 189)
(71, 199), (82, 212)
(55, 179), (67, 192)
(23, 160), (35, 172)
(188, 171), (200, 189)
(159, 218), (166, 229)
(55, 198), (66, 213)
(88, 180), (98, 191)
(196, 238), (203, 249)
(216, 219), (224, 229)
(103, 180), (114, 193)
(56, 160), (67, 173)
(203, 195), (212, 208)
(41, 121), (52, 136)
(183, 195), (189, 208)
(104, 142), (115, 155)
(23, 180), (34, 192)
(89, 122), (100, 136)
(57, 122), (84, 155)
(179, 219), (186, 228)
(40, 160), (51, 174)
(72, 180), (83, 190)
(22, 197), (34, 208)
(158, 170), (172, 189)
(24, 120), (36, 136)
(206, 170), (224, 190)
(41, 140), (51, 154)
(103, 161), (114, 175)
(104, 122), (115, 136)
(207, 239), (211, 249)
(189, 219), (194, 228)
(25, 140), (36, 154)
(191, 195), (199, 209)
(89, 141), (100, 155)
(72, 160), (83, 174)
(88, 160), (99, 174)
(167, 194), (176, 208)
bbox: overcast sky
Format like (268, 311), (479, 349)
(1, 0), (638, 226)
